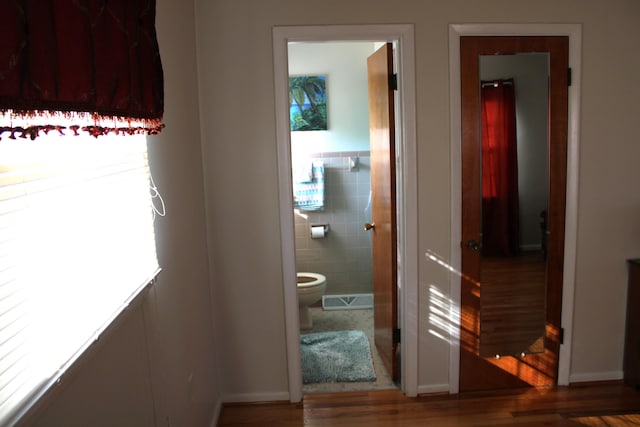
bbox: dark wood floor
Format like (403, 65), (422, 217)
(217, 382), (640, 426)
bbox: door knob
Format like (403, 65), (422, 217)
(466, 239), (481, 251)
(364, 222), (375, 231)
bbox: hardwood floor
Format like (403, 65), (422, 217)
(217, 383), (640, 426)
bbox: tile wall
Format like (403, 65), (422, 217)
(294, 151), (372, 296)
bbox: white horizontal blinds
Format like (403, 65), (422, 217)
(0, 134), (159, 424)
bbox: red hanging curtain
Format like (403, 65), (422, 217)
(481, 79), (520, 257)
(0, 0), (164, 139)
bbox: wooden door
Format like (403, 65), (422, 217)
(460, 36), (569, 391)
(367, 43), (398, 381)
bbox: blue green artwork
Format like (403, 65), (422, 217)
(289, 75), (327, 131)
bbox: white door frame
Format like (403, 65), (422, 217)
(273, 24), (418, 402)
(448, 23), (582, 393)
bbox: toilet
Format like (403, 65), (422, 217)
(296, 272), (327, 330)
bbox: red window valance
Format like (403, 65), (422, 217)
(0, 0), (164, 139)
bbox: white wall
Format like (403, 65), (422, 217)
(288, 42), (375, 154)
(196, 0), (640, 398)
(20, 0), (222, 425)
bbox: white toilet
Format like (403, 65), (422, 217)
(296, 272), (327, 330)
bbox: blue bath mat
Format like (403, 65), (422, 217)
(300, 330), (377, 384)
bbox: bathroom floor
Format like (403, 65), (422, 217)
(301, 307), (397, 394)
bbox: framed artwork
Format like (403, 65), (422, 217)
(289, 75), (327, 131)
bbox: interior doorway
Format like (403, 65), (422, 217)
(273, 25), (418, 402)
(287, 40), (397, 394)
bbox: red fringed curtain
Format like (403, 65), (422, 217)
(481, 79), (520, 257)
(0, 0), (164, 139)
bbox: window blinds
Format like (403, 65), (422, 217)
(0, 133), (159, 425)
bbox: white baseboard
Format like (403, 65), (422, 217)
(417, 384), (450, 395)
(222, 391), (290, 403)
(569, 371), (623, 384)
(209, 397), (223, 427)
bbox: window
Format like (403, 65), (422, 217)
(0, 126), (160, 425)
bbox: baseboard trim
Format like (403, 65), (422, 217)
(221, 391), (290, 404)
(417, 384), (450, 395)
(209, 396), (223, 427)
(569, 371), (623, 384)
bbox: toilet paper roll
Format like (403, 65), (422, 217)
(310, 225), (326, 239)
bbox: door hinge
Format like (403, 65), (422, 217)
(559, 327), (565, 344)
(393, 328), (401, 344)
(567, 68), (572, 87)
(389, 73), (398, 91)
